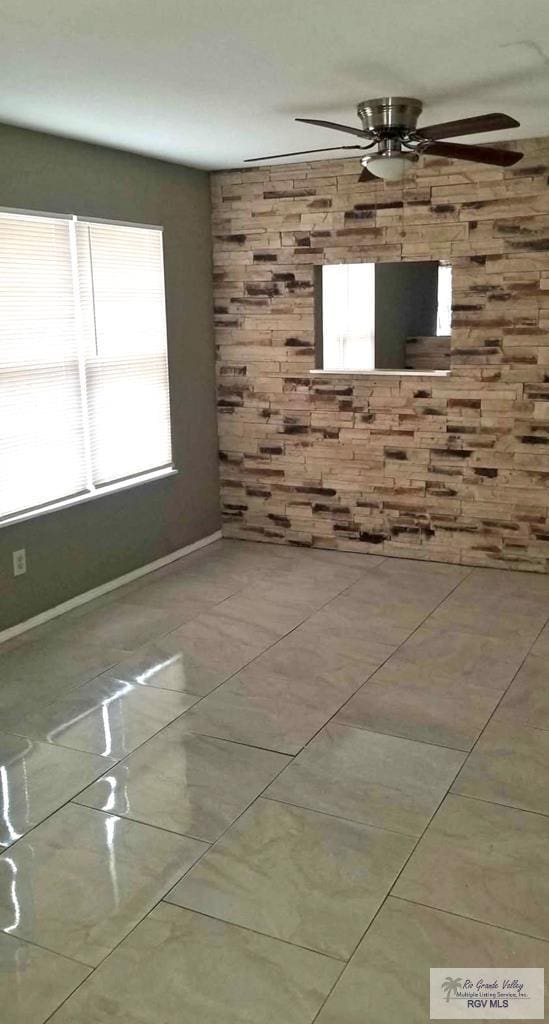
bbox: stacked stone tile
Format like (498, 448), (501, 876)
(211, 137), (549, 571)
(405, 336), (451, 371)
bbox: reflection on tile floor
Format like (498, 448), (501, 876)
(1, 538), (548, 1021)
(9, 677), (198, 758)
(77, 721), (290, 841)
(0, 802), (206, 966)
(0, 732), (112, 848)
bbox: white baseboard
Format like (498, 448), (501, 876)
(0, 529), (222, 647)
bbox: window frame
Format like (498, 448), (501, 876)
(0, 206), (176, 529)
(314, 259), (453, 378)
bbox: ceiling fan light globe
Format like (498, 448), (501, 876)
(365, 153), (416, 181)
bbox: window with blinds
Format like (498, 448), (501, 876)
(322, 263), (376, 371)
(0, 210), (173, 522)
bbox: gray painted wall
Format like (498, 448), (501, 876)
(375, 261), (438, 368)
(0, 123), (220, 631)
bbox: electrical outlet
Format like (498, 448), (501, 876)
(12, 548), (26, 576)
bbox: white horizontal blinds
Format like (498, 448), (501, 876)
(0, 212), (87, 519)
(322, 263), (376, 370)
(77, 221), (172, 487)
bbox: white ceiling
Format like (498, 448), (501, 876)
(1, 0), (549, 170)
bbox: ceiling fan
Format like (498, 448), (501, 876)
(245, 96), (523, 181)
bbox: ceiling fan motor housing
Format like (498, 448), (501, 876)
(357, 96), (423, 137)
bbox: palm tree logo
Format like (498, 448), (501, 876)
(441, 977), (463, 1003)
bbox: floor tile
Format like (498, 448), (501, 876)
(466, 566), (549, 599)
(174, 680), (331, 754)
(77, 721), (289, 841)
(394, 794), (549, 941)
(209, 590), (312, 637)
(344, 559), (464, 613)
(498, 655), (549, 729)
(48, 903), (342, 1024)
(335, 674), (499, 750)
(250, 557), (365, 592)
(167, 798), (414, 959)
(175, 615), (386, 758)
(123, 568), (242, 607)
(166, 610), (280, 678)
(258, 572), (360, 605)
(103, 634), (236, 695)
(151, 560), (251, 591)
(114, 591), (212, 622)
(0, 932), (90, 1024)
(0, 803), (206, 966)
(273, 545), (385, 574)
(0, 641), (129, 731)
(394, 623), (527, 690)
(452, 714), (549, 815)
(231, 656), (371, 709)
(266, 724), (465, 836)
(531, 621), (549, 658)
(249, 635), (380, 694)
(315, 897), (549, 1024)
(0, 635), (129, 688)
(376, 557), (470, 583)
(178, 540), (288, 584)
(0, 731), (113, 849)
(285, 617), (397, 669)
(429, 585), (549, 642)
(321, 561), (462, 638)
(10, 677), (197, 759)
(306, 597), (414, 647)
(49, 597), (189, 651)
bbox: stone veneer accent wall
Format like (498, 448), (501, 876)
(405, 336), (451, 372)
(211, 137), (549, 572)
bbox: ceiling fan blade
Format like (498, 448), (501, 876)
(245, 144), (364, 162)
(358, 166), (376, 182)
(423, 140), (523, 167)
(295, 117), (372, 140)
(418, 112), (519, 141)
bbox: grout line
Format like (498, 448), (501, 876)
(161, 903), (349, 965)
(260, 794), (418, 840)
(332, 717), (472, 753)
(68, 801), (215, 844)
(443, 789), (549, 821)
(391, 895), (549, 947)
(0, 929), (96, 972)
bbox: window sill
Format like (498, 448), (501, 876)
(309, 369), (452, 378)
(0, 466), (178, 531)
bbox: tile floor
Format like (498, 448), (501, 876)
(1, 539), (549, 1022)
